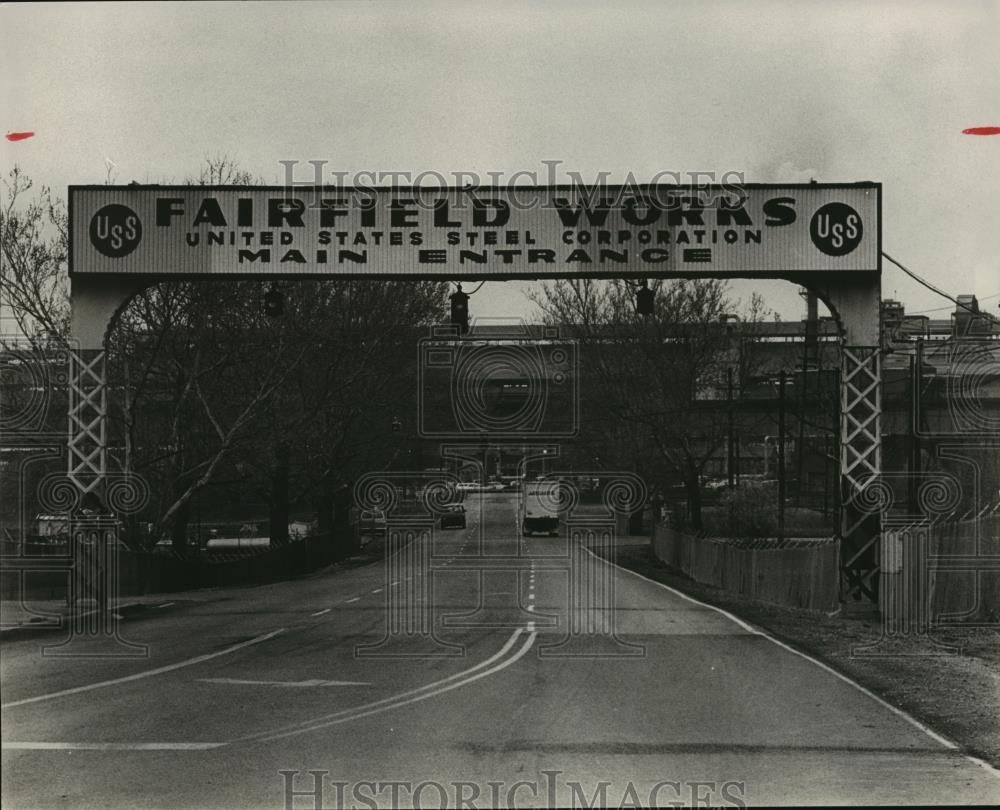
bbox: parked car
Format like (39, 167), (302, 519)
(359, 509), (387, 536)
(206, 536), (270, 552)
(455, 482), (478, 493)
(440, 504), (467, 529)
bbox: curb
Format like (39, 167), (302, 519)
(0, 549), (386, 642)
(0, 602), (148, 641)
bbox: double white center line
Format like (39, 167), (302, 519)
(242, 627), (537, 742)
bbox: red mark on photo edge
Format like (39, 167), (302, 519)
(962, 126), (1000, 135)
(5, 131), (35, 142)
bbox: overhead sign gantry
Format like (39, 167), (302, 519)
(68, 182), (884, 606)
(72, 183), (878, 278)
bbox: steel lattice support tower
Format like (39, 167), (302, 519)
(839, 346), (882, 602)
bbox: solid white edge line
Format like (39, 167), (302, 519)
(260, 631), (537, 741)
(243, 628), (525, 742)
(584, 545), (1000, 779)
(1, 742), (226, 751)
(1, 629), (286, 710)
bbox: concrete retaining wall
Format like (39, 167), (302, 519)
(651, 525), (840, 611)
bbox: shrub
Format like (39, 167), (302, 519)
(718, 483), (778, 539)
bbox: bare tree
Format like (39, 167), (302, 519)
(106, 276), (448, 551)
(4, 158), (449, 554)
(105, 280), (313, 549)
(532, 278), (770, 530)
(0, 166), (70, 344)
(189, 155), (260, 186)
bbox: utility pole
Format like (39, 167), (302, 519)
(778, 371), (786, 542)
(833, 364), (841, 534)
(908, 349), (921, 512)
(727, 367), (735, 489)
(822, 434), (829, 519)
(797, 290), (818, 508)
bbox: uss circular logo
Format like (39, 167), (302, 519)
(810, 202), (863, 257)
(89, 204), (142, 258)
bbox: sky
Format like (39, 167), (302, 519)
(3, 0), (999, 324)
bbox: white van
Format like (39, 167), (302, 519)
(520, 481), (560, 536)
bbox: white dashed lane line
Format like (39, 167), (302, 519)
(311, 608), (331, 617)
(345, 597), (360, 604)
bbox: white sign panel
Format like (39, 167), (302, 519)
(70, 184), (880, 277)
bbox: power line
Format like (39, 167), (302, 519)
(908, 291), (1000, 315)
(882, 252), (1000, 324)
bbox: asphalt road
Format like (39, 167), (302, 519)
(2, 493), (998, 808)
